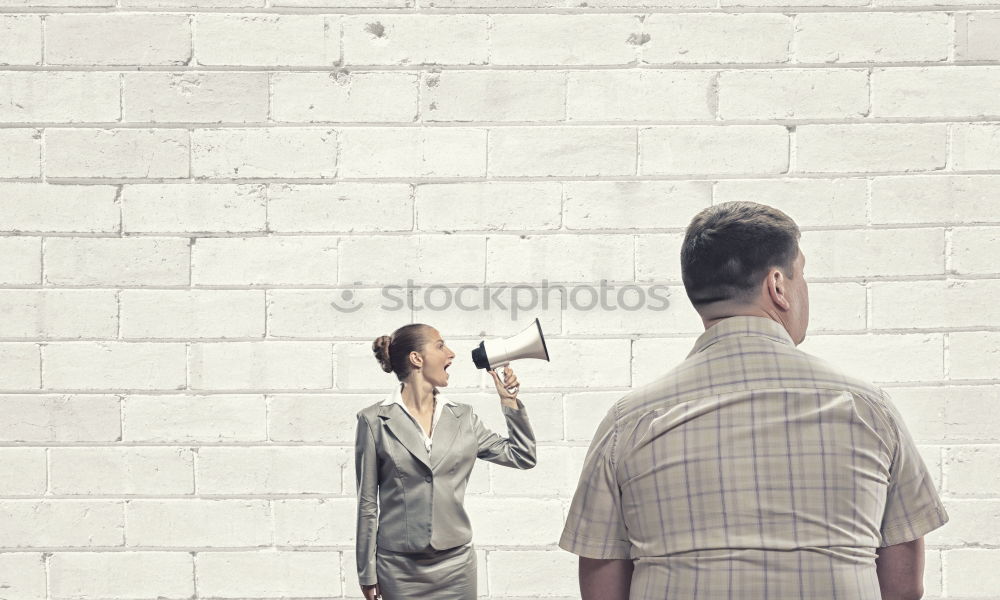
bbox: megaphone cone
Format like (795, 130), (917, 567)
(471, 318), (550, 370)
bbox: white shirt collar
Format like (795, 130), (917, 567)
(382, 384), (454, 451)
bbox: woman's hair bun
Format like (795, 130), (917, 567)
(372, 335), (393, 373)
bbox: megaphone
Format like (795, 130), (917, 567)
(471, 318), (550, 370)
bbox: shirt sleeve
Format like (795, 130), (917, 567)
(558, 403), (631, 559)
(876, 390), (949, 547)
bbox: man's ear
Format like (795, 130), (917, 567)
(767, 268), (791, 311)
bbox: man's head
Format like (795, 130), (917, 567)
(681, 201), (809, 344)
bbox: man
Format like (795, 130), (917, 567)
(559, 202), (948, 600)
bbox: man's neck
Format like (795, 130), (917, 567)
(699, 302), (783, 332)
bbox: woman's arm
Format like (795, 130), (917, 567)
(354, 414), (379, 589)
(472, 367), (537, 469)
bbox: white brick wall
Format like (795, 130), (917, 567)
(1, 1), (997, 598)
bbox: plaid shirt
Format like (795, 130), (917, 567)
(560, 316), (948, 599)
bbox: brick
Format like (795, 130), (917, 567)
(488, 550), (578, 597)
(489, 127), (635, 177)
(891, 385), (1000, 442)
(931, 500), (1000, 545)
(795, 124), (947, 173)
(491, 445), (585, 496)
(644, 14), (793, 64)
(794, 13), (950, 63)
(275, 0), (408, 6)
(190, 342), (333, 390)
(267, 289), (405, 337)
(267, 394), (381, 443)
(273, 71), (417, 123)
(958, 12), (1000, 60)
(340, 127), (486, 178)
(343, 15), (487, 66)
(714, 179), (868, 227)
(0, 448), (46, 494)
(492, 15), (640, 66)
(0, 344), (40, 389)
(122, 183), (265, 233)
(632, 336), (701, 387)
(486, 234), (633, 282)
(873, 280), (1000, 329)
(944, 549), (1000, 596)
(798, 333), (944, 383)
(568, 70), (714, 122)
(126, 0), (263, 7)
(565, 391), (621, 441)
(0, 129), (40, 178)
(192, 128), (336, 179)
(191, 236), (336, 286)
(953, 123), (1000, 171)
(0, 72), (118, 123)
(43, 342), (187, 391)
(0, 16), (41, 65)
(806, 282), (867, 332)
(46, 14), (190, 66)
(0, 554), (45, 600)
(268, 183), (412, 232)
(566, 181), (711, 230)
(466, 497), (564, 544)
(123, 72), (267, 124)
(724, 0), (866, 6)
(0, 395), (120, 442)
(197, 551), (340, 597)
(872, 175), (1000, 224)
(50, 552), (193, 600)
(563, 284), (702, 336)
(719, 69), (868, 119)
(339, 234), (484, 284)
(641, 126), (788, 175)
(196, 447), (348, 494)
(449, 391), (563, 443)
(0, 501), (123, 547)
(1, 0), (112, 5)
(946, 447), (1000, 496)
(422, 71), (565, 122)
(120, 290), (263, 339)
(0, 183), (118, 233)
(49, 447), (194, 494)
(46, 129), (190, 179)
(801, 228), (944, 277)
(0, 237), (40, 284)
(416, 182), (559, 231)
(949, 332), (1000, 380)
(873, 67), (1000, 118)
(953, 228), (1000, 275)
(924, 550), (942, 597)
(124, 394), (266, 442)
(273, 498), (355, 545)
(44, 237), (190, 286)
(127, 500), (271, 547)
(0, 290), (117, 338)
(508, 338), (632, 389)
(195, 15), (339, 67)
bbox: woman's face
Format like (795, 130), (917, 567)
(416, 327), (455, 388)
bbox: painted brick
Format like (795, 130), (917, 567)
(273, 71), (418, 122)
(195, 15), (339, 67)
(0, 72), (119, 122)
(123, 72), (269, 123)
(640, 126), (789, 175)
(46, 14), (191, 66)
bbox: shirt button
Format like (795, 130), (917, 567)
(424, 475), (432, 483)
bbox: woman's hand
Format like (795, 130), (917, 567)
(488, 366), (521, 409)
(360, 583), (380, 600)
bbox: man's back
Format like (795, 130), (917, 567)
(560, 317), (948, 599)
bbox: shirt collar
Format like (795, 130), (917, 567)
(687, 316), (795, 358)
(381, 383), (456, 408)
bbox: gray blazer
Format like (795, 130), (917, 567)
(354, 391), (536, 586)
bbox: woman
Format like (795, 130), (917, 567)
(355, 323), (537, 600)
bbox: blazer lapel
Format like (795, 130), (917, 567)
(429, 403), (463, 470)
(378, 404), (433, 471)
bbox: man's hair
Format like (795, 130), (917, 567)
(681, 201), (801, 307)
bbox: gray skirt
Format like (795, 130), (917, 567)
(375, 543), (476, 600)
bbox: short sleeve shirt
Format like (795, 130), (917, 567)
(559, 316), (948, 599)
